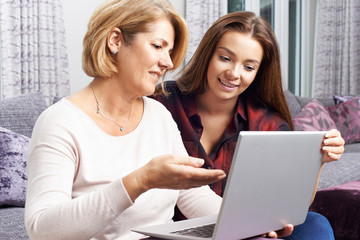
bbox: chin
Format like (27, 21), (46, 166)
(143, 85), (156, 96)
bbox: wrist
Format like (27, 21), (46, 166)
(122, 168), (149, 202)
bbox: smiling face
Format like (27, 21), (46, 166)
(205, 31), (263, 102)
(115, 18), (175, 97)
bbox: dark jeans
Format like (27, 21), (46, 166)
(248, 211), (334, 240)
(284, 211), (335, 240)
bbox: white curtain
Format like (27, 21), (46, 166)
(185, 0), (227, 63)
(313, 0), (360, 98)
(0, 0), (70, 105)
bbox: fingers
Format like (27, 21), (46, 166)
(263, 224), (293, 238)
(321, 129), (345, 162)
(143, 155), (226, 190)
(171, 162), (226, 187)
(175, 156), (205, 168)
(276, 224), (294, 238)
(324, 129), (345, 146)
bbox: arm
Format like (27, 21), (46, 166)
(25, 116), (133, 240)
(122, 155), (226, 202)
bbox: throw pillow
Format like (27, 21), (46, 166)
(310, 180), (360, 240)
(0, 127), (29, 207)
(326, 98), (360, 144)
(292, 99), (337, 131)
(0, 92), (47, 138)
(333, 94), (360, 105)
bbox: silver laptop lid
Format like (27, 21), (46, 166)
(213, 131), (325, 239)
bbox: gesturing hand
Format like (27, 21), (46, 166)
(123, 154), (226, 201)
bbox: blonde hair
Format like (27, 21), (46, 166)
(82, 0), (188, 78)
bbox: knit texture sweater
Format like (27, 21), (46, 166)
(25, 97), (221, 240)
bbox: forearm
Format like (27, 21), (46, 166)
(25, 179), (133, 240)
(177, 186), (222, 219)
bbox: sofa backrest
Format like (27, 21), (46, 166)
(0, 92), (47, 138)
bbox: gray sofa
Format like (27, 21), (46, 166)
(0, 92), (48, 240)
(284, 90), (360, 190)
(0, 91), (359, 239)
(285, 90), (360, 240)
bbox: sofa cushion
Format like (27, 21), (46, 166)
(344, 143), (360, 153)
(0, 92), (47, 138)
(284, 90), (302, 117)
(318, 152), (360, 190)
(326, 98), (360, 144)
(333, 94), (360, 105)
(292, 99), (337, 131)
(310, 180), (360, 240)
(0, 207), (29, 239)
(0, 127), (29, 207)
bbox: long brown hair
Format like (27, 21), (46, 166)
(177, 11), (293, 129)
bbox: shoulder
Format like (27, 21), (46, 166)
(32, 98), (90, 137)
(37, 99), (73, 122)
(244, 94), (290, 131)
(143, 96), (174, 119)
(152, 81), (182, 103)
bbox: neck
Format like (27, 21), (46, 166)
(90, 77), (136, 115)
(89, 79), (139, 132)
(195, 92), (237, 117)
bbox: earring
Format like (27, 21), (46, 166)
(113, 51), (117, 54)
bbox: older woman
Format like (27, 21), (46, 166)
(24, 0), (227, 239)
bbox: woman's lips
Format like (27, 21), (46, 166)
(218, 78), (239, 88)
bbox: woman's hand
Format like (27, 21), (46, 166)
(123, 154), (226, 201)
(321, 129), (345, 163)
(261, 224), (294, 238)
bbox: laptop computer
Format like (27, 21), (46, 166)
(133, 131), (326, 240)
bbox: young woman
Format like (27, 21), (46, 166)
(154, 11), (344, 240)
(24, 0), (229, 239)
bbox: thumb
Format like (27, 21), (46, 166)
(179, 156), (205, 168)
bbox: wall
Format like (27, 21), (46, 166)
(62, 0), (186, 94)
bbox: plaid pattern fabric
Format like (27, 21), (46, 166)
(154, 81), (290, 197)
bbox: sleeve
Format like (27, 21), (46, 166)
(258, 111), (291, 131)
(177, 186), (222, 219)
(24, 109), (133, 240)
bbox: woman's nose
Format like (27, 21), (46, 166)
(159, 52), (174, 70)
(225, 66), (240, 80)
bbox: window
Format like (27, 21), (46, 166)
(228, 0), (315, 97)
(228, 0), (245, 12)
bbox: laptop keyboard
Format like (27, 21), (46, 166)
(171, 223), (215, 238)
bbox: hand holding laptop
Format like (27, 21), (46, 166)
(123, 154), (226, 201)
(262, 224), (294, 238)
(321, 129), (345, 163)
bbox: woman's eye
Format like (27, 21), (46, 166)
(153, 44), (162, 50)
(220, 55), (230, 61)
(244, 65), (255, 71)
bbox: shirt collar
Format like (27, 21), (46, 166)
(182, 92), (248, 122)
(235, 95), (248, 122)
(181, 92), (199, 119)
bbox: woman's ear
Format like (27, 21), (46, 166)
(107, 27), (122, 54)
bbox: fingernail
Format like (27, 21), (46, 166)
(196, 159), (204, 166)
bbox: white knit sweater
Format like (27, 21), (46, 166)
(25, 97), (221, 240)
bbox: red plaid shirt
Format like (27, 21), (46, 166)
(153, 81), (290, 197)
